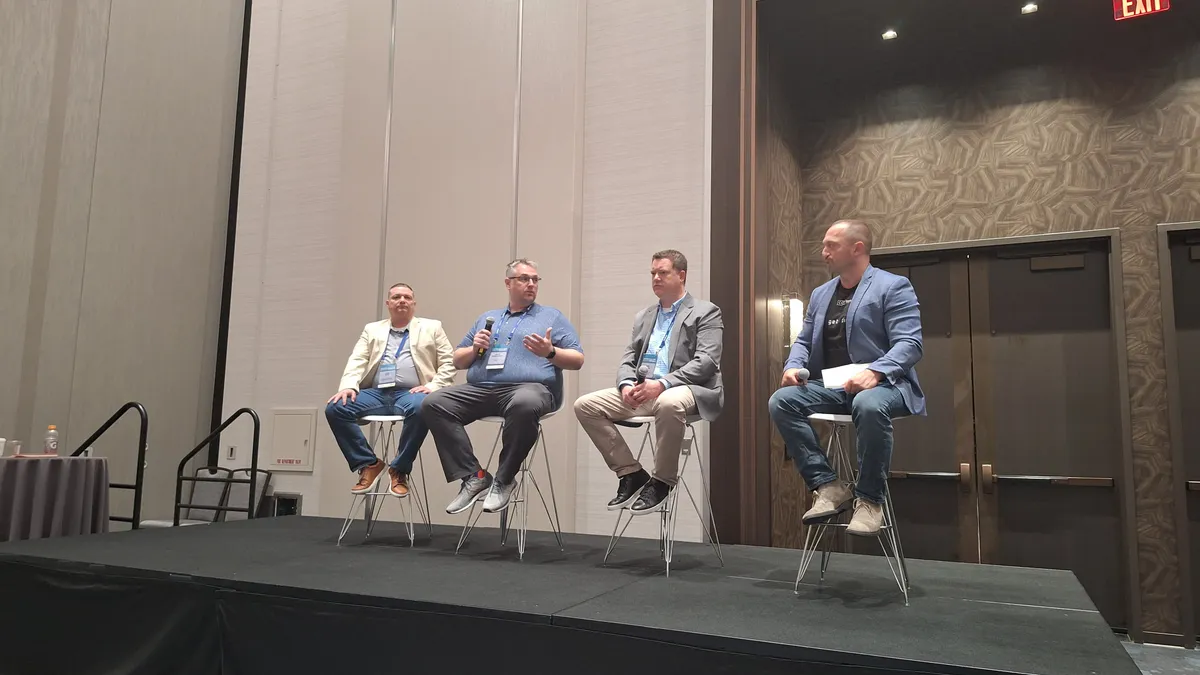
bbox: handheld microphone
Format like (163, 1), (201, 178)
(635, 364), (650, 384)
(795, 368), (810, 383)
(477, 317), (495, 356)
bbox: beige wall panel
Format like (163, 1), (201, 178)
(367, 0), (521, 525)
(223, 0), (353, 517)
(508, 0), (587, 535)
(575, 0), (709, 541)
(0, 1), (58, 442)
(219, 0), (281, 463)
(30, 0), (113, 454)
(312, 0), (393, 512)
(69, 0), (242, 520)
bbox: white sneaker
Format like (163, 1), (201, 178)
(802, 482), (852, 523)
(847, 499), (884, 536)
(446, 472), (492, 514)
(482, 480), (515, 513)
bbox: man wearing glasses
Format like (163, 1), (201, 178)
(423, 259), (585, 514)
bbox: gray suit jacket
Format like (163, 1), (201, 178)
(616, 293), (724, 421)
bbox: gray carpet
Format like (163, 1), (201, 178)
(1123, 642), (1200, 675)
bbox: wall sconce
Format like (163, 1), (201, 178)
(781, 294), (805, 349)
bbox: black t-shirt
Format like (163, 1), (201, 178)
(822, 282), (857, 369)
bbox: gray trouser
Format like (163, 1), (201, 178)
(422, 383), (555, 484)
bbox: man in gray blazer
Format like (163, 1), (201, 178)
(769, 220), (924, 537)
(574, 250), (723, 515)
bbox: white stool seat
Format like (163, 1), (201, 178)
(809, 413), (853, 424)
(621, 414), (703, 425)
(359, 414), (406, 423)
(810, 413), (911, 424)
(478, 409), (558, 424)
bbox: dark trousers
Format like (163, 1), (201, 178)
(422, 383), (555, 484)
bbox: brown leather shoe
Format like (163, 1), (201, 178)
(389, 468), (409, 497)
(351, 460), (385, 494)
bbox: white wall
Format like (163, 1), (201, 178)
(575, 0), (711, 541)
(225, 0), (713, 541)
(1, 0), (243, 523)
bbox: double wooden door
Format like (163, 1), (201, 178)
(863, 238), (1130, 629)
(1165, 228), (1200, 643)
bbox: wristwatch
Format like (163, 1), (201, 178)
(547, 347), (557, 360)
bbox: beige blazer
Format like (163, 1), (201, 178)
(338, 318), (456, 392)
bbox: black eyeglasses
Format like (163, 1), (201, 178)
(508, 275), (541, 285)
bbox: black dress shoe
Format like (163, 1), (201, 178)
(629, 478), (671, 515)
(607, 469), (651, 510)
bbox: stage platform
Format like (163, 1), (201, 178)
(0, 515), (1139, 675)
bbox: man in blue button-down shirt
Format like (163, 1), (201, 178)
(423, 259), (585, 515)
(575, 250), (724, 515)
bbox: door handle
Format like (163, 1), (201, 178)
(982, 463), (994, 494)
(887, 463), (973, 493)
(888, 471), (963, 480)
(986, 471), (1115, 488)
(1187, 481), (1200, 492)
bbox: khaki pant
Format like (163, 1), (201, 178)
(573, 386), (697, 485)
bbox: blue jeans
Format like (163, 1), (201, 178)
(325, 388), (428, 474)
(767, 380), (909, 504)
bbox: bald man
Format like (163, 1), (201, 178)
(768, 220), (925, 536)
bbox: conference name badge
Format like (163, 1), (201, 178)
(377, 362), (398, 388)
(640, 351), (658, 374)
(487, 346), (509, 370)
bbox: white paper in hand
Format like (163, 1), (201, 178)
(821, 363), (870, 390)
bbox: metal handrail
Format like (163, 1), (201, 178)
(173, 408), (260, 526)
(69, 401), (149, 528)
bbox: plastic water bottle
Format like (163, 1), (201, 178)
(44, 425), (59, 456)
(0, 438), (6, 457)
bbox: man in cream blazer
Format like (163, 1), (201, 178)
(326, 283), (455, 497)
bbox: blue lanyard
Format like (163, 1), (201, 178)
(652, 308), (678, 353)
(494, 307), (533, 346)
(392, 331), (410, 357)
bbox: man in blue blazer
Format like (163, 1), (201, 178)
(769, 220), (925, 536)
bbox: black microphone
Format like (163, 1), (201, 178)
(477, 317), (495, 356)
(795, 367), (810, 383)
(635, 364), (650, 384)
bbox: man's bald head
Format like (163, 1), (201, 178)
(830, 220), (872, 254)
(822, 219), (873, 277)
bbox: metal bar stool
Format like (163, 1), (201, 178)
(793, 412), (910, 604)
(337, 414), (432, 546)
(602, 415), (722, 577)
(456, 406), (564, 560)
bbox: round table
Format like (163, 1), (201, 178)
(0, 456), (110, 542)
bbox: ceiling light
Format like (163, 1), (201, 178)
(1021, 2), (1038, 14)
(881, 28), (898, 40)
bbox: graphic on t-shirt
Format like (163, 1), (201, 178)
(822, 283), (857, 369)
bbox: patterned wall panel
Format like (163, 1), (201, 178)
(767, 47), (1200, 633)
(762, 56), (808, 550)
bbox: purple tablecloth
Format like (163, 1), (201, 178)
(0, 456), (109, 542)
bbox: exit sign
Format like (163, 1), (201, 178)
(1114, 0), (1170, 20)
